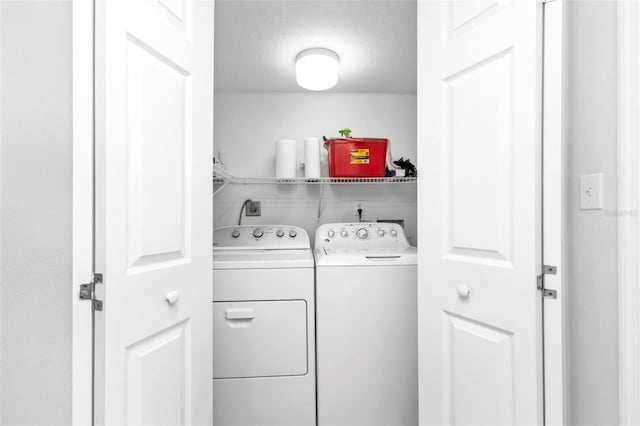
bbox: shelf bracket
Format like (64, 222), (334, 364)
(317, 181), (325, 222)
(213, 180), (230, 198)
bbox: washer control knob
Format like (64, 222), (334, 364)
(341, 230), (349, 238)
(231, 229), (240, 238)
(377, 229), (386, 237)
(327, 230), (335, 238)
(289, 229), (297, 238)
(390, 229), (398, 237)
(276, 229), (285, 238)
(252, 227), (264, 238)
(356, 228), (368, 239)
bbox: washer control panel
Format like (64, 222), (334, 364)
(315, 222), (409, 251)
(214, 225), (310, 250)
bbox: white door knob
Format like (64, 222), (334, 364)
(456, 285), (471, 298)
(165, 291), (180, 305)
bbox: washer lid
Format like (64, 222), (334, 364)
(213, 248), (314, 269)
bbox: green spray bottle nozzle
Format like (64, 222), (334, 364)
(338, 128), (352, 138)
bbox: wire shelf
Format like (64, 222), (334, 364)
(213, 165), (416, 185)
(212, 164), (415, 198)
(214, 176), (416, 185)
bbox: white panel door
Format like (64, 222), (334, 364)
(93, 0), (214, 424)
(417, 1), (543, 425)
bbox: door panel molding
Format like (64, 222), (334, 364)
(443, 48), (514, 265)
(618, 1), (640, 424)
(444, 312), (515, 426)
(125, 320), (191, 425)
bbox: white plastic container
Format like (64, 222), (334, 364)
(275, 139), (297, 178)
(304, 137), (321, 179)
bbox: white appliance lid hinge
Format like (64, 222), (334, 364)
(79, 272), (103, 311)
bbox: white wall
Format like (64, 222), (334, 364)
(566, 2), (618, 424)
(0, 1), (72, 424)
(214, 92), (418, 245)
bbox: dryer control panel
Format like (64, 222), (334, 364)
(213, 225), (310, 250)
(315, 222), (410, 251)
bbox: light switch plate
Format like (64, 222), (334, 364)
(580, 173), (603, 210)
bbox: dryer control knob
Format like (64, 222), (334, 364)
(231, 229), (240, 238)
(377, 229), (386, 237)
(276, 229), (285, 238)
(289, 229), (297, 238)
(356, 228), (368, 239)
(327, 230), (335, 238)
(252, 228), (264, 238)
(341, 230), (349, 238)
(390, 229), (398, 237)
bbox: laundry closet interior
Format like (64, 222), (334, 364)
(211, 1), (418, 425)
(212, 0), (417, 241)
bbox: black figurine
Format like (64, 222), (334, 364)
(393, 157), (417, 177)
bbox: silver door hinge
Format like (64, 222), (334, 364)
(79, 273), (103, 311)
(537, 265), (557, 299)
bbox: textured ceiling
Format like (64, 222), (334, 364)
(214, 0), (417, 93)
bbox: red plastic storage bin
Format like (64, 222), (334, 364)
(324, 138), (388, 177)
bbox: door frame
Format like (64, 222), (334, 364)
(72, 0), (94, 425)
(542, 0), (567, 424)
(70, 1), (569, 425)
(618, 1), (640, 424)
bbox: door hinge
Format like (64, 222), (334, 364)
(79, 273), (103, 311)
(537, 265), (557, 299)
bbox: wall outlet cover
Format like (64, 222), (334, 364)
(246, 201), (261, 216)
(580, 173), (603, 210)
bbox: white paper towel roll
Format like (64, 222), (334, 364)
(304, 137), (321, 179)
(275, 139), (297, 178)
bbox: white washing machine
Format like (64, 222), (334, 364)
(212, 225), (316, 426)
(314, 222), (418, 426)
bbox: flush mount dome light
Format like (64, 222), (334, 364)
(295, 48), (340, 91)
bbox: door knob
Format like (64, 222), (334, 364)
(456, 285), (471, 298)
(165, 291), (180, 305)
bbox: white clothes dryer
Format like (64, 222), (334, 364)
(212, 225), (315, 426)
(314, 222), (418, 426)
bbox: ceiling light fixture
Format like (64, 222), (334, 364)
(295, 48), (340, 91)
